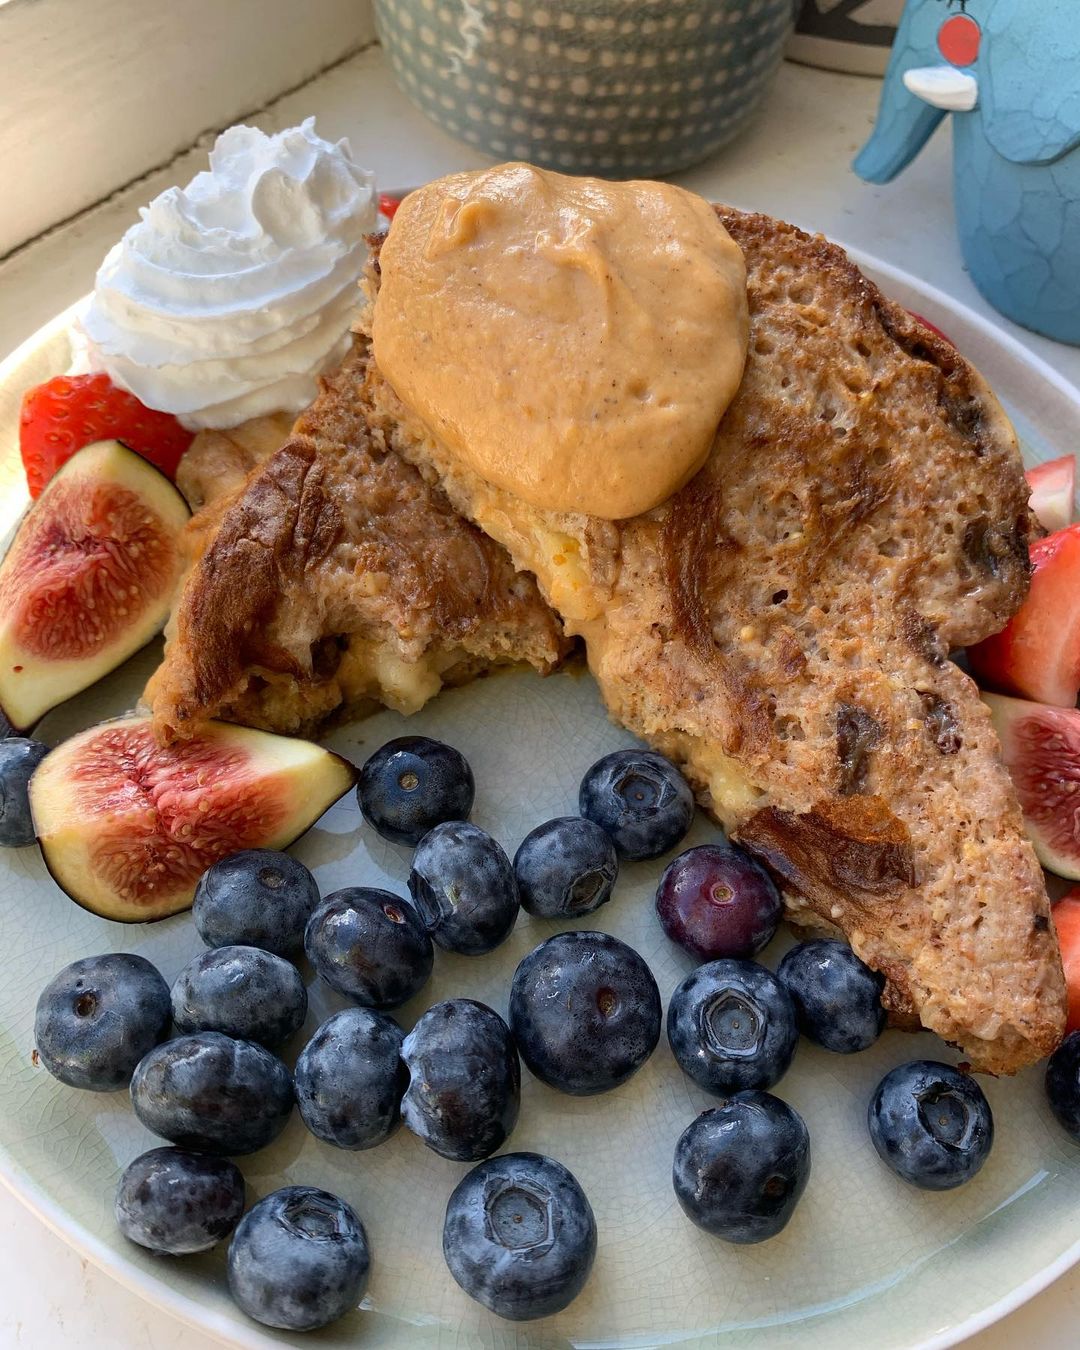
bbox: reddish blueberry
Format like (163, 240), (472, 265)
(655, 843), (781, 961)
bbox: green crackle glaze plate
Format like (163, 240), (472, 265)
(0, 251), (1078, 1350)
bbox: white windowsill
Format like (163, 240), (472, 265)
(0, 0), (374, 257)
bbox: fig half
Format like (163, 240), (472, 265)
(0, 439), (189, 731)
(984, 691), (1080, 880)
(29, 715), (356, 922)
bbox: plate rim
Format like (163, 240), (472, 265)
(0, 252), (1079, 1350)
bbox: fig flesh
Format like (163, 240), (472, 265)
(0, 440), (189, 731)
(984, 692), (1080, 880)
(29, 715), (356, 922)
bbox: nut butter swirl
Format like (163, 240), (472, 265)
(372, 163), (749, 520)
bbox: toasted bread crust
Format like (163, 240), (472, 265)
(362, 210), (1065, 1073)
(146, 341), (568, 739)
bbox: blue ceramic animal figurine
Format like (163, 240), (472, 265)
(855, 0), (1080, 345)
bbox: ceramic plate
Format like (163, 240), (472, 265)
(0, 252), (1079, 1350)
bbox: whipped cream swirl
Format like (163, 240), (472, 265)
(72, 119), (377, 428)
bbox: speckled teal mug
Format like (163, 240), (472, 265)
(375, 0), (797, 178)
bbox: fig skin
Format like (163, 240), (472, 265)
(29, 716), (357, 923)
(0, 440), (190, 732)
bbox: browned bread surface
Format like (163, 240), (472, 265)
(146, 340), (568, 739)
(177, 411), (296, 512)
(361, 210), (1065, 1074)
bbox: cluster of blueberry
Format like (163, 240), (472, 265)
(26, 737), (693, 1331)
(33, 903), (374, 1331)
(659, 896), (997, 1232)
(23, 733), (1080, 1332)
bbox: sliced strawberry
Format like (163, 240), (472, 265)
(1053, 889), (1080, 1034)
(906, 310), (955, 348)
(378, 193), (403, 222)
(19, 373), (194, 498)
(969, 523), (1080, 707)
(1027, 455), (1076, 534)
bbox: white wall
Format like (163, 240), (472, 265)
(0, 0), (375, 257)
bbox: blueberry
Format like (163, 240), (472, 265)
(868, 1060), (993, 1190)
(130, 1032), (294, 1155)
(357, 735), (474, 846)
(228, 1186), (370, 1332)
(408, 821), (519, 954)
(443, 1152), (596, 1321)
(171, 946), (307, 1049)
(655, 843), (781, 961)
(295, 1008), (406, 1150)
(777, 939), (886, 1054)
(1046, 1031), (1080, 1140)
(34, 954), (170, 1092)
(667, 960), (798, 1095)
(579, 749), (694, 861)
(673, 1092), (811, 1244)
(513, 816), (618, 920)
(0, 737), (49, 847)
(115, 1147), (245, 1255)
(193, 850), (319, 957)
(305, 887), (433, 1009)
(509, 931), (661, 1095)
(401, 999), (520, 1160)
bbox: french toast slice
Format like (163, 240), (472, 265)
(361, 210), (1066, 1074)
(146, 339), (567, 740)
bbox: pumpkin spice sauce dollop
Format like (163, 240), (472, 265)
(371, 162), (749, 520)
